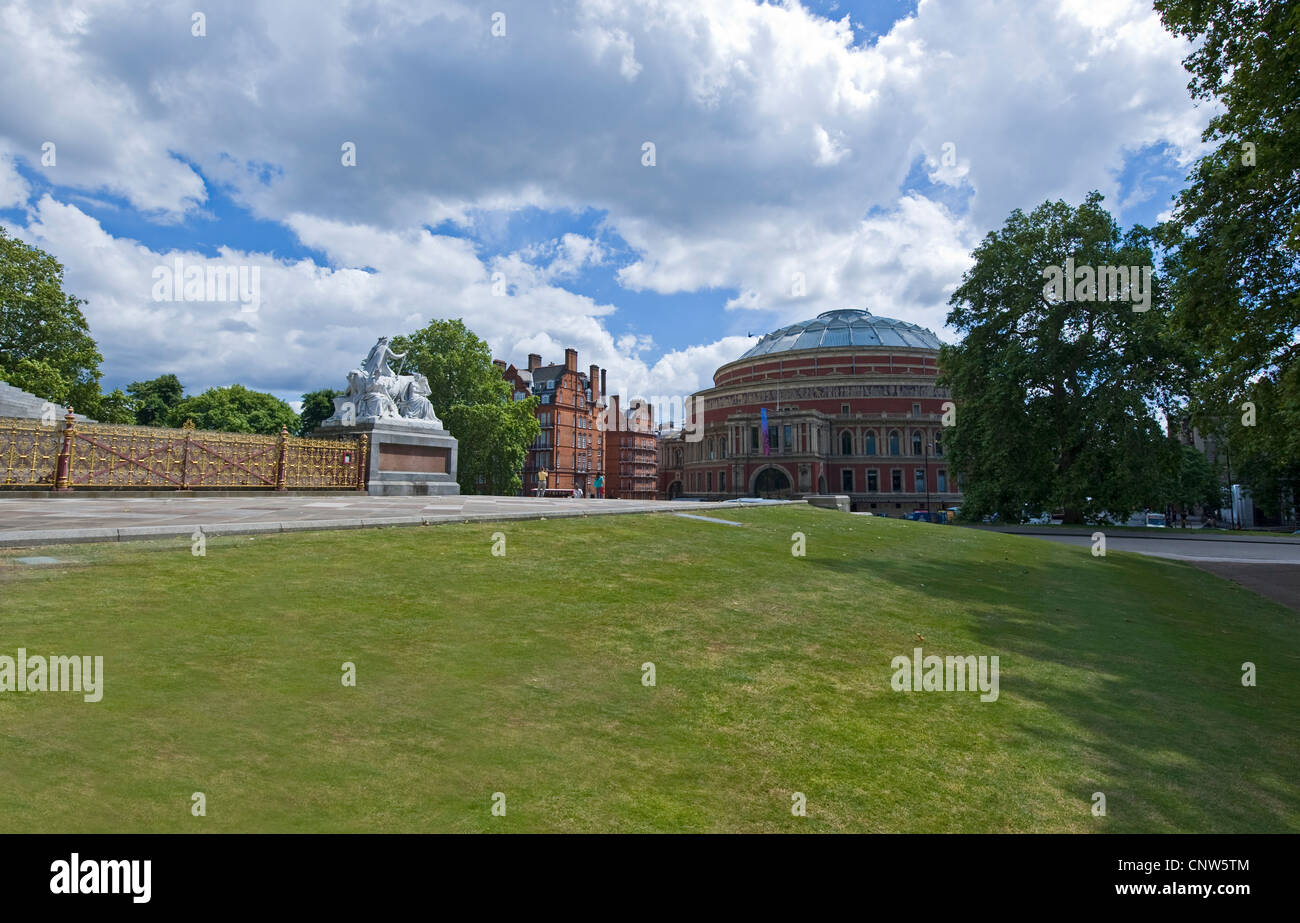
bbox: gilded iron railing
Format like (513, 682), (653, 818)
(1, 413), (367, 490)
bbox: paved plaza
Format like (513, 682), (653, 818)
(0, 493), (742, 547)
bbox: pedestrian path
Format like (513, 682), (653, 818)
(0, 494), (751, 547)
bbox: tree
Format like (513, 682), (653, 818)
(1162, 443), (1225, 516)
(391, 318), (539, 495)
(940, 193), (1181, 523)
(443, 399), (540, 495)
(166, 385), (298, 435)
(127, 374), (184, 426)
(0, 228), (104, 411)
(1153, 0), (1299, 384)
(1154, 0), (1299, 519)
(390, 319), (511, 409)
(297, 388), (342, 435)
(94, 388), (137, 424)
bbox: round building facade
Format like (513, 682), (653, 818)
(668, 308), (961, 515)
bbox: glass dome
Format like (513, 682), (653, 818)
(738, 308), (943, 358)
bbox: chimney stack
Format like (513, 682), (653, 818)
(612, 394), (621, 431)
(589, 364), (600, 399)
(527, 353), (542, 371)
(564, 348), (578, 372)
(600, 369), (606, 397)
(492, 359), (506, 371)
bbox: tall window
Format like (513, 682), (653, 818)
(707, 471), (713, 492)
(889, 431), (900, 455)
(867, 469), (879, 492)
(708, 438), (715, 460)
(751, 426), (759, 451)
(674, 449), (682, 468)
(842, 469), (854, 491)
(783, 425), (792, 452)
(865, 431), (876, 455)
(937, 470), (947, 492)
(912, 431), (923, 456)
(841, 431), (853, 456)
(719, 470), (726, 492)
(891, 469), (902, 492)
(915, 469), (926, 492)
(934, 432), (943, 457)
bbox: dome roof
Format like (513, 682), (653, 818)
(738, 308), (943, 358)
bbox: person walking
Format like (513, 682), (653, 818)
(536, 467), (548, 497)
(594, 474), (605, 499)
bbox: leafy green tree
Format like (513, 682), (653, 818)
(390, 319), (511, 409)
(391, 318), (539, 495)
(1161, 442), (1225, 516)
(166, 384), (298, 435)
(1153, 0), (1299, 385)
(126, 374), (185, 426)
(443, 399), (540, 495)
(940, 193), (1180, 523)
(93, 388), (137, 424)
(297, 388), (342, 435)
(1154, 0), (1299, 520)
(0, 228), (104, 411)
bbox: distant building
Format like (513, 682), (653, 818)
(658, 428), (685, 499)
(673, 307), (962, 515)
(603, 396), (658, 499)
(495, 349), (606, 495)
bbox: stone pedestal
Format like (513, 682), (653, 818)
(316, 419), (459, 496)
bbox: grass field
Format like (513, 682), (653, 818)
(1, 505), (1296, 832)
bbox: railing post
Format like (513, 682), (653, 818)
(181, 428), (191, 489)
(357, 433), (369, 492)
(53, 408), (75, 491)
(275, 425), (289, 491)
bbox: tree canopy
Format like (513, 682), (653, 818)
(0, 227), (104, 413)
(166, 384), (298, 435)
(940, 193), (1181, 523)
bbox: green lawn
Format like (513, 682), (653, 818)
(1, 505), (1296, 832)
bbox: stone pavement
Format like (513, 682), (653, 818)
(0, 494), (752, 547)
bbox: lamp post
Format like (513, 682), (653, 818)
(923, 432), (931, 518)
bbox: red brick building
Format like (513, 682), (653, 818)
(670, 308), (962, 515)
(602, 396), (658, 499)
(495, 349), (606, 495)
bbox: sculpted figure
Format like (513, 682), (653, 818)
(319, 336), (443, 428)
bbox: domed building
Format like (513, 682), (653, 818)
(666, 308), (961, 515)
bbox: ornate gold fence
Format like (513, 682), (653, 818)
(1, 413), (367, 490)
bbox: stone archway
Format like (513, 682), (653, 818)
(666, 480), (683, 499)
(752, 466), (793, 498)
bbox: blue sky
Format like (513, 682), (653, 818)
(0, 0), (1207, 405)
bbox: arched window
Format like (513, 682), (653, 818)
(888, 430), (901, 456)
(912, 431), (923, 456)
(865, 431), (877, 455)
(841, 431), (853, 456)
(708, 438), (715, 460)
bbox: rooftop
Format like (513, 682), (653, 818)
(737, 308), (943, 359)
